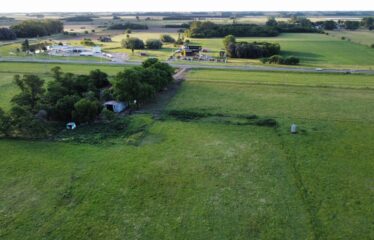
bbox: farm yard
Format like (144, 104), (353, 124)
(0, 62), (374, 239)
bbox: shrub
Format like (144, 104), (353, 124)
(160, 34), (175, 43)
(81, 38), (95, 46)
(227, 41), (281, 59)
(371, 44), (374, 48)
(267, 55), (300, 65)
(121, 37), (144, 49)
(145, 39), (163, 49)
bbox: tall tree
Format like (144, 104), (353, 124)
(11, 74), (45, 112)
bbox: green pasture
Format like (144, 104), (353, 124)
(0, 63), (373, 239)
(326, 30), (374, 46)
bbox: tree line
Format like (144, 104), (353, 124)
(185, 21), (279, 38)
(0, 59), (174, 138)
(223, 35), (281, 59)
(108, 23), (148, 30)
(10, 19), (64, 38)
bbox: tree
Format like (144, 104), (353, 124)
(0, 28), (17, 40)
(223, 35), (236, 50)
(145, 39), (163, 49)
(121, 37), (144, 49)
(21, 39), (30, 52)
(11, 74), (45, 112)
(113, 68), (155, 105)
(72, 98), (100, 123)
(0, 108), (12, 137)
(9, 105), (48, 138)
(52, 95), (81, 122)
(344, 21), (360, 30)
(323, 20), (337, 30)
(89, 69), (110, 89)
(361, 17), (374, 29)
(160, 34), (175, 43)
(266, 17), (278, 27)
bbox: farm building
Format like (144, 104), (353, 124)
(103, 101), (127, 113)
(179, 45), (202, 57)
(99, 36), (112, 42)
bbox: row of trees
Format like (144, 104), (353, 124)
(0, 59), (174, 138)
(10, 19), (64, 38)
(185, 21), (279, 38)
(0, 28), (17, 40)
(223, 35), (281, 59)
(108, 23), (148, 30)
(266, 17), (321, 33)
(114, 58), (174, 105)
(121, 37), (163, 50)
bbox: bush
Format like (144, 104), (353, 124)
(121, 37), (144, 49)
(81, 38), (95, 46)
(145, 39), (163, 49)
(266, 55), (300, 65)
(160, 34), (175, 43)
(371, 44), (374, 48)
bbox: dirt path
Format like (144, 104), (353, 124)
(135, 68), (189, 116)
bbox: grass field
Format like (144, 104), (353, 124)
(190, 33), (374, 69)
(0, 63), (374, 239)
(326, 30), (374, 47)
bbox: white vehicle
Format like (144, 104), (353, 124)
(315, 68), (323, 71)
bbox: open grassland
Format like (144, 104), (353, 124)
(1, 64), (374, 239)
(326, 30), (374, 47)
(191, 33), (374, 69)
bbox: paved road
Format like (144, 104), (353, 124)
(1, 57), (374, 75)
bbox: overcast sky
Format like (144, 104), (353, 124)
(1, 0), (373, 13)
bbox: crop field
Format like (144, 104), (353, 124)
(1, 63), (373, 239)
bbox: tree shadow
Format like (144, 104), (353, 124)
(281, 50), (325, 62)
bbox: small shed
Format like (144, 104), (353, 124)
(104, 101), (127, 113)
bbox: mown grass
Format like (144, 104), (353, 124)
(326, 30), (374, 47)
(166, 69), (374, 239)
(0, 66), (373, 239)
(190, 33), (374, 69)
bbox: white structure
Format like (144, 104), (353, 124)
(291, 124), (298, 134)
(66, 122), (77, 130)
(103, 101), (127, 113)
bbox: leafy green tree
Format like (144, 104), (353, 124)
(361, 17), (374, 29)
(344, 21), (360, 30)
(53, 95), (81, 122)
(0, 108), (12, 137)
(11, 74), (45, 112)
(323, 20), (337, 30)
(145, 39), (163, 49)
(72, 98), (100, 123)
(223, 35), (236, 49)
(9, 105), (48, 138)
(266, 17), (278, 27)
(121, 37), (145, 49)
(160, 34), (175, 43)
(21, 39), (30, 52)
(114, 68), (155, 105)
(89, 69), (110, 89)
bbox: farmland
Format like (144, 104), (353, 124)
(1, 62), (373, 239)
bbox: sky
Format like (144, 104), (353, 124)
(1, 0), (373, 13)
